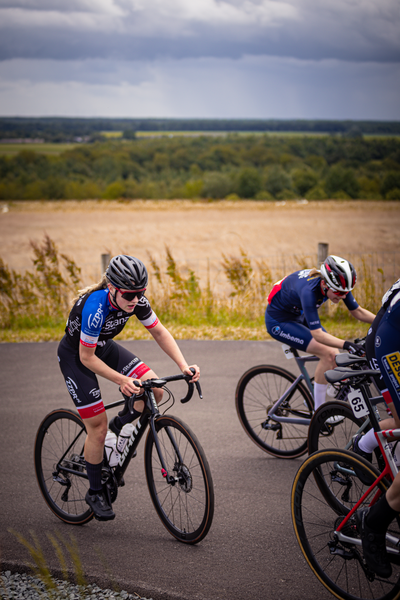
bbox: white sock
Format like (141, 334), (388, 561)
(358, 428), (378, 453)
(314, 383), (328, 410)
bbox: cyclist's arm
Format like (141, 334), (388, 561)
(148, 321), (200, 381)
(79, 344), (142, 396)
(310, 327), (348, 350)
(349, 306), (375, 323)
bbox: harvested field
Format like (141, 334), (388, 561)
(0, 200), (399, 289)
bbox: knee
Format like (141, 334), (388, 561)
(87, 417), (108, 445)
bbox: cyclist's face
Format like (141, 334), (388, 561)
(326, 287), (348, 303)
(108, 284), (142, 310)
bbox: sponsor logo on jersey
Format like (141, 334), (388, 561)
(89, 387), (101, 399)
(67, 316), (81, 335)
(375, 335), (381, 348)
(66, 377), (80, 402)
(298, 269), (311, 279)
(272, 325), (281, 335)
(382, 351), (400, 394)
(88, 303), (104, 329)
(103, 316), (130, 331)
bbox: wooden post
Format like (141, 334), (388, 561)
(101, 253), (110, 275)
(318, 243), (329, 265)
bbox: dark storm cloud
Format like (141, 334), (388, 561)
(0, 0), (399, 63)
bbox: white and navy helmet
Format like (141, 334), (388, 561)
(320, 255), (357, 293)
(106, 255), (148, 290)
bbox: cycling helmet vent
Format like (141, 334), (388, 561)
(320, 255), (356, 292)
(106, 255), (148, 290)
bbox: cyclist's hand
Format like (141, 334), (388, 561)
(343, 340), (365, 356)
(183, 364), (200, 382)
(120, 376), (142, 397)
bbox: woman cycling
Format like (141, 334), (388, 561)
(265, 255), (375, 411)
(57, 255), (200, 522)
(356, 288), (400, 578)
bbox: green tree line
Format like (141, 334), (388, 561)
(1, 134), (400, 201)
(1, 117), (400, 142)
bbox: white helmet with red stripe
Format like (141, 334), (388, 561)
(320, 255), (357, 293)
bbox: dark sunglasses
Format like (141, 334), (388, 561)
(116, 287), (146, 301)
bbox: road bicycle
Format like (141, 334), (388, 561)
(34, 371), (214, 545)
(235, 344), (362, 458)
(291, 367), (400, 600)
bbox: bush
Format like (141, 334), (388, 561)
(202, 172), (233, 199)
(236, 167), (262, 199)
(305, 186), (328, 200)
(386, 187), (400, 200)
(264, 166), (292, 198)
(325, 165), (360, 199)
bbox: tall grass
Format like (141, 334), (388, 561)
(0, 235), (388, 342)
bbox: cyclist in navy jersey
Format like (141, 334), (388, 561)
(58, 255), (200, 521)
(353, 279), (400, 463)
(356, 289), (400, 578)
(265, 255), (375, 411)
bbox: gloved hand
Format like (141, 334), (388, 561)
(343, 340), (365, 356)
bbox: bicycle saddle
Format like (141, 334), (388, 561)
(324, 367), (379, 385)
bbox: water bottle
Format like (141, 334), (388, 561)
(117, 422), (135, 454)
(104, 431), (120, 467)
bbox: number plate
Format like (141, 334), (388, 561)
(347, 389), (369, 418)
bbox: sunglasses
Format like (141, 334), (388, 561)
(328, 287), (348, 297)
(115, 287), (146, 301)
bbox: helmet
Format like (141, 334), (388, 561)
(106, 255), (148, 290)
(320, 255), (356, 292)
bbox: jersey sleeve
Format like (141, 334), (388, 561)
(80, 292), (108, 348)
(300, 287), (322, 330)
(343, 292), (359, 311)
(134, 296), (159, 329)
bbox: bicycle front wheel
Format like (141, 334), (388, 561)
(291, 449), (399, 600)
(34, 409), (93, 525)
(144, 415), (214, 544)
(308, 400), (366, 455)
(235, 365), (314, 458)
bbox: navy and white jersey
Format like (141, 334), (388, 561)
(266, 269), (358, 329)
(65, 288), (159, 350)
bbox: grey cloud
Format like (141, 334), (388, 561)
(0, 0), (399, 63)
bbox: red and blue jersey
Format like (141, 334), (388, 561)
(267, 269), (358, 330)
(65, 288), (159, 350)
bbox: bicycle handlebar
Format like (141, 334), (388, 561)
(120, 368), (202, 411)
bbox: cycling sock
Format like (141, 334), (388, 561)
(85, 460), (103, 493)
(366, 494), (398, 532)
(314, 383), (328, 410)
(358, 428), (378, 454)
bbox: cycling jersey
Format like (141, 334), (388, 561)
(267, 270), (358, 330)
(65, 288), (158, 350)
(375, 291), (400, 413)
(58, 288), (158, 418)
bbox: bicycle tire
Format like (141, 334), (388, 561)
(235, 364), (314, 458)
(144, 415), (214, 544)
(34, 409), (93, 525)
(308, 400), (366, 455)
(292, 449), (399, 600)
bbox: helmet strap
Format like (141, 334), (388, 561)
(108, 289), (123, 311)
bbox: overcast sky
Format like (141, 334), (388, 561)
(0, 0), (399, 120)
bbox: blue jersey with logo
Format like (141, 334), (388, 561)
(65, 288), (159, 350)
(267, 269), (358, 330)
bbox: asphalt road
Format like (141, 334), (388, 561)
(0, 340), (332, 600)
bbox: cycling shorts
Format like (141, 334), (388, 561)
(57, 336), (151, 419)
(265, 310), (322, 351)
(375, 319), (400, 415)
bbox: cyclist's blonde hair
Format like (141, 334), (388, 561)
(72, 274), (108, 303)
(308, 268), (322, 278)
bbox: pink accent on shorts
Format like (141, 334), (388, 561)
(78, 401), (106, 419)
(130, 362), (151, 379)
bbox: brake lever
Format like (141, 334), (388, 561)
(120, 379), (143, 414)
(180, 368), (203, 403)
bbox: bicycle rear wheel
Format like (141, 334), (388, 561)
(144, 415), (214, 544)
(291, 449), (400, 600)
(235, 365), (314, 458)
(34, 409), (93, 525)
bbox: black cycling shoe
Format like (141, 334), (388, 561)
(352, 434), (374, 485)
(85, 490), (115, 521)
(108, 416), (122, 436)
(355, 507), (392, 578)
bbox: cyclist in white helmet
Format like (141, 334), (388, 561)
(58, 255), (200, 521)
(265, 255), (375, 412)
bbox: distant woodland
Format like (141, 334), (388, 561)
(0, 118), (399, 201)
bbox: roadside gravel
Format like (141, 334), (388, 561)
(1, 571), (152, 600)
